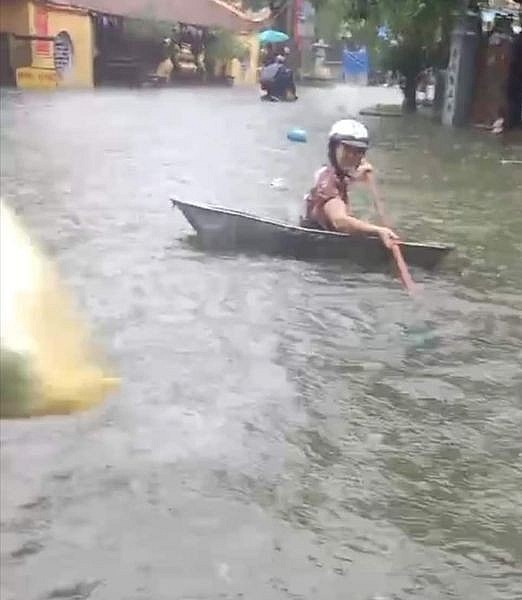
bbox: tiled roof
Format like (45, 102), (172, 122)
(46, 0), (269, 31)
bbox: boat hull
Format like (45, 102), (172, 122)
(172, 199), (453, 270)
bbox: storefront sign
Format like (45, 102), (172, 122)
(16, 67), (58, 89)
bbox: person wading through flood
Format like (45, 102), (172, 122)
(302, 119), (398, 248)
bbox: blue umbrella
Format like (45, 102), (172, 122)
(259, 29), (290, 45)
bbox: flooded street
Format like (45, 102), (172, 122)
(1, 85), (522, 600)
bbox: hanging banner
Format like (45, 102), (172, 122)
(34, 6), (52, 57)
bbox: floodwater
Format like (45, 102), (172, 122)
(1, 85), (521, 600)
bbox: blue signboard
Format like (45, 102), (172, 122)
(342, 46), (369, 78)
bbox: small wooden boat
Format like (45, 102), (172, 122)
(171, 199), (454, 270)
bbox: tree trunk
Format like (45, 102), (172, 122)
(402, 75), (417, 113)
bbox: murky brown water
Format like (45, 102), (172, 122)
(1, 85), (522, 600)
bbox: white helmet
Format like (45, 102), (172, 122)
(328, 119), (369, 150)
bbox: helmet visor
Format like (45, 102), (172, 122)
(339, 138), (368, 150)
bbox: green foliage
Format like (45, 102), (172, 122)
(124, 18), (173, 42)
(313, 0), (461, 72)
(312, 0), (464, 110)
(371, 0), (459, 70)
(206, 29), (250, 62)
(316, 0), (348, 42)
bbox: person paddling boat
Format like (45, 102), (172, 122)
(301, 119), (398, 249)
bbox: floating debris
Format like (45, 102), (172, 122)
(287, 127), (307, 142)
(270, 177), (289, 191)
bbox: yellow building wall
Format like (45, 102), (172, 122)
(228, 31), (260, 86)
(0, 0), (30, 36)
(27, 1), (94, 87)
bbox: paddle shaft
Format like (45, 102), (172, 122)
(367, 176), (416, 295)
(390, 242), (416, 293)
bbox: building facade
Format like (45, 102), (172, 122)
(0, 0), (268, 89)
(1, 0), (94, 87)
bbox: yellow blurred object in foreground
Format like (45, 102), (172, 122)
(0, 202), (119, 418)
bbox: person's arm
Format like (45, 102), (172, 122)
(323, 197), (398, 248)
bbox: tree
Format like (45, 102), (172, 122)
(368, 0), (463, 112)
(312, 0), (466, 112)
(315, 0), (349, 42)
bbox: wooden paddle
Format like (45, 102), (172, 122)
(367, 175), (416, 295)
